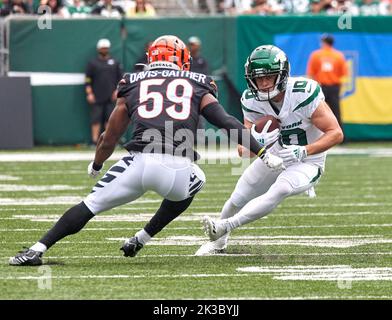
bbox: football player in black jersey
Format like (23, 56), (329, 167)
(9, 35), (284, 266)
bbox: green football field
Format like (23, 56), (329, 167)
(1, 144), (392, 300)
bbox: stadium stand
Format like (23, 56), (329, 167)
(0, 0), (391, 16)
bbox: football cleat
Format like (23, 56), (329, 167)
(195, 238), (228, 256)
(9, 248), (43, 266)
(202, 216), (229, 242)
(120, 236), (143, 257)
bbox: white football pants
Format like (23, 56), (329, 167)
(222, 158), (321, 229)
(84, 152), (206, 215)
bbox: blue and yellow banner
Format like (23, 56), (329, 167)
(276, 32), (392, 126)
(233, 16), (392, 140)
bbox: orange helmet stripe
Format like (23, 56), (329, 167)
(148, 35), (191, 71)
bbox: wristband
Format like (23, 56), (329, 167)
(257, 147), (266, 159)
(92, 162), (102, 171)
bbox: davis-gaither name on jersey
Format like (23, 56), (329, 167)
(128, 69), (207, 84)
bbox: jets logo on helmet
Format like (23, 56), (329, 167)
(274, 51), (287, 63)
(245, 45), (290, 101)
(148, 35), (192, 71)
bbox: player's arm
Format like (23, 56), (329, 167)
(238, 118), (255, 158)
(85, 62), (96, 104)
(200, 93), (265, 157)
(200, 93), (284, 170)
(243, 118), (253, 129)
(307, 100), (344, 155)
(88, 97), (130, 176)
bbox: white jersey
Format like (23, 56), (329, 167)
(241, 77), (326, 170)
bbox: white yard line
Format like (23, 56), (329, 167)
(2, 252), (392, 261)
(1, 147), (392, 162)
(0, 273), (253, 280)
(3, 266), (392, 282)
(92, 235), (392, 248)
(0, 184), (84, 191)
(0, 197), (161, 206)
(1, 199), (390, 207)
(0, 175), (21, 181)
(2, 223), (392, 232)
(107, 235), (392, 248)
(5, 210), (392, 222)
(237, 265), (392, 281)
(6, 234), (392, 248)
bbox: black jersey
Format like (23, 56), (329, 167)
(117, 69), (218, 161)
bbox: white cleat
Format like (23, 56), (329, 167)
(202, 216), (228, 241)
(305, 186), (317, 198)
(195, 238), (228, 256)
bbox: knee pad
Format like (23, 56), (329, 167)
(230, 190), (249, 209)
(269, 178), (294, 198)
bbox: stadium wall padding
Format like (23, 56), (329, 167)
(8, 16), (392, 144)
(9, 18), (123, 144)
(0, 77), (34, 148)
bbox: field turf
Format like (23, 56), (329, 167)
(1, 144), (392, 300)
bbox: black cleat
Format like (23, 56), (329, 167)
(120, 236), (143, 257)
(9, 248), (43, 266)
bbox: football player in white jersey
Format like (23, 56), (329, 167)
(196, 44), (344, 255)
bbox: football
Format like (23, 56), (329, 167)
(254, 115), (280, 133)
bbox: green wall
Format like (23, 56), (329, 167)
(10, 18), (123, 144)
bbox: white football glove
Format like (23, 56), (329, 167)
(251, 120), (280, 147)
(261, 152), (285, 171)
(87, 161), (103, 178)
(278, 144), (307, 166)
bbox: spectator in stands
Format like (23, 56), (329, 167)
(82, 0), (95, 5)
(387, 0), (392, 13)
(1, 0), (31, 15)
(0, 0), (12, 15)
(126, 0), (155, 17)
(307, 34), (347, 132)
(39, 0), (70, 16)
(244, 0), (283, 15)
(67, 0), (91, 17)
(198, 0), (219, 14)
(278, 0), (310, 13)
(188, 36), (209, 75)
(218, 0), (252, 14)
(85, 38), (123, 145)
(357, 0), (389, 15)
(310, 0), (333, 13)
(381, 0), (392, 13)
(327, 0), (358, 14)
(91, 0), (124, 17)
